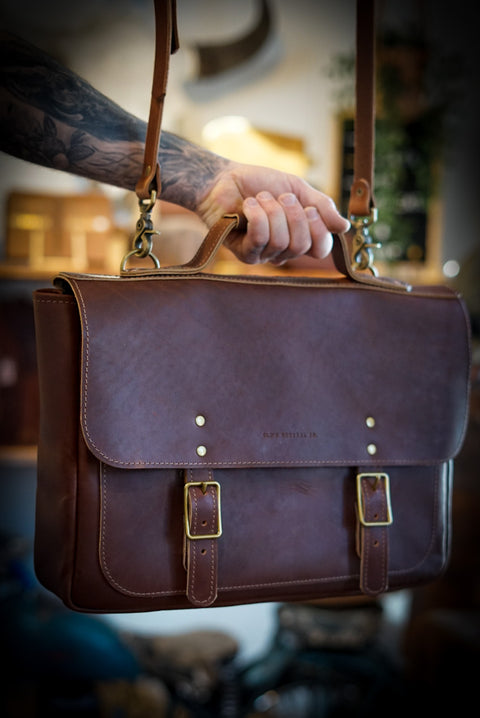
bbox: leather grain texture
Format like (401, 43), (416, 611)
(32, 259), (471, 612)
(67, 275), (468, 469)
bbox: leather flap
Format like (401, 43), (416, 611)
(59, 273), (470, 469)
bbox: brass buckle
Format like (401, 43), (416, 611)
(356, 473), (393, 527)
(184, 481), (223, 540)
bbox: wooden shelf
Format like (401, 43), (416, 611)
(0, 445), (37, 467)
(0, 263), (60, 280)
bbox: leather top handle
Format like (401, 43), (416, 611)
(135, 0), (376, 215)
(119, 213), (411, 293)
(135, 0), (179, 201)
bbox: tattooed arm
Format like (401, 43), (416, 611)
(0, 30), (349, 264)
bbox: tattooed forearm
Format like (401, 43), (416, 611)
(0, 30), (231, 211)
(0, 31), (143, 142)
(159, 132), (230, 211)
(0, 30), (149, 189)
(0, 94), (146, 189)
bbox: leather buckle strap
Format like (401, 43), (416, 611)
(356, 472), (392, 596)
(183, 470), (221, 607)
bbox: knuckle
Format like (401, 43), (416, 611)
(248, 228), (268, 251)
(244, 245), (266, 264)
(310, 233), (333, 259)
(317, 192), (336, 210)
(295, 235), (313, 255)
(268, 232), (289, 254)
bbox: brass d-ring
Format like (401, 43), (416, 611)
(120, 247), (161, 273)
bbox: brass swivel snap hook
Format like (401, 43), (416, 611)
(120, 190), (161, 272)
(350, 208), (381, 277)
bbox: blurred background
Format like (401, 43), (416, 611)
(0, 1), (479, 716)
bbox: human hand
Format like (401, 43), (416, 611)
(196, 162), (350, 264)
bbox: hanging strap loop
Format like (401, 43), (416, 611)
(348, 0), (376, 219)
(135, 0), (179, 202)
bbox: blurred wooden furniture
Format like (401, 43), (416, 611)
(1, 191), (128, 278)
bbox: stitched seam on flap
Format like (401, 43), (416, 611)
(89, 456), (446, 468)
(220, 575), (356, 591)
(64, 271), (459, 298)
(35, 297), (76, 304)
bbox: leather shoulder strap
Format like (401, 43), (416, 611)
(348, 0), (376, 218)
(136, 0), (178, 201)
(136, 0), (376, 219)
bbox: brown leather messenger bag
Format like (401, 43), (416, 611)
(32, 0), (471, 612)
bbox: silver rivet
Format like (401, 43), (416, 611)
(195, 415), (206, 427)
(196, 445), (207, 457)
(367, 443), (377, 456)
(366, 417), (375, 429)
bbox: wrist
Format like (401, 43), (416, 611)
(158, 131), (233, 217)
